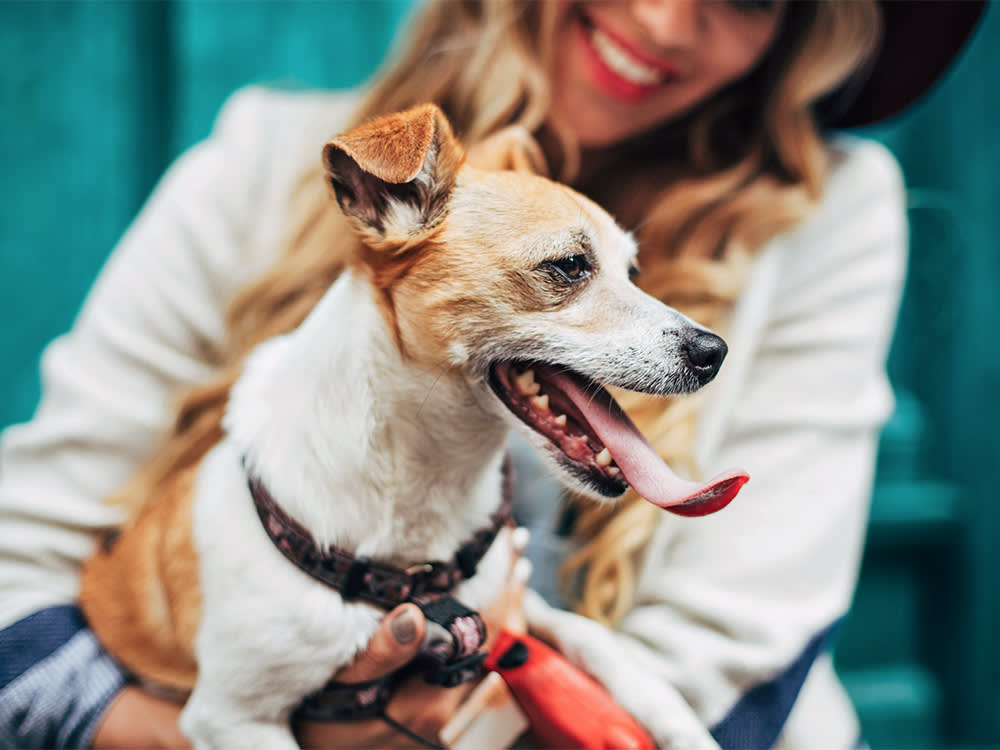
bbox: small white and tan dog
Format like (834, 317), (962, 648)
(80, 104), (746, 749)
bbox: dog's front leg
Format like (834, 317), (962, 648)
(180, 599), (379, 750)
(180, 694), (299, 750)
(179, 623), (324, 750)
(183, 447), (382, 749)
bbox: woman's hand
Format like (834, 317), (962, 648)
(91, 604), (477, 750)
(295, 602), (485, 749)
(91, 684), (193, 749)
(94, 531), (531, 749)
(299, 529), (533, 749)
(298, 579), (528, 748)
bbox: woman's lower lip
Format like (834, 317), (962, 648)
(574, 15), (671, 104)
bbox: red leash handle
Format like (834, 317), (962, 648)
(484, 628), (655, 750)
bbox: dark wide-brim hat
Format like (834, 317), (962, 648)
(817, 0), (987, 129)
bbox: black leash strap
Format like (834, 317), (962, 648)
(378, 710), (448, 750)
(294, 677), (447, 749)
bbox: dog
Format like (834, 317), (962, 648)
(80, 103), (747, 749)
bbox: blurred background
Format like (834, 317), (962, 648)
(1, 2), (997, 746)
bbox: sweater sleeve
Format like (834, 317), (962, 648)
(0, 87), (308, 748)
(0, 607), (127, 749)
(524, 138), (908, 750)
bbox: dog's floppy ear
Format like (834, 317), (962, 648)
(323, 104), (464, 246)
(466, 126), (550, 178)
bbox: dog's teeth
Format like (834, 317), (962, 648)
(514, 369), (540, 396)
(608, 466), (621, 477)
(595, 448), (613, 466)
(531, 394), (550, 411)
(554, 414), (567, 427)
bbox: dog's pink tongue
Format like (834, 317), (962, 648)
(551, 371), (748, 516)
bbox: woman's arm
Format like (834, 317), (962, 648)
(0, 88), (341, 748)
(90, 604), (435, 750)
(525, 138), (908, 750)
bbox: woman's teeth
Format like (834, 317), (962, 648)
(590, 28), (665, 87)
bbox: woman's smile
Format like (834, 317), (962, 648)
(576, 9), (679, 103)
(550, 0), (785, 147)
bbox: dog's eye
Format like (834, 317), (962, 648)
(628, 263), (640, 282)
(545, 255), (591, 282)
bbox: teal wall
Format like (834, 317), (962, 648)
(0, 0), (411, 428)
(2, 2), (998, 746)
(835, 6), (1000, 745)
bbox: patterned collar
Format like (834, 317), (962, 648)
(246, 455), (514, 611)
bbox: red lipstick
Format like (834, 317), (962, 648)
(574, 9), (677, 103)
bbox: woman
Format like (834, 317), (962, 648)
(0, 1), (983, 748)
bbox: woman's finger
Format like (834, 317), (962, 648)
(334, 603), (427, 683)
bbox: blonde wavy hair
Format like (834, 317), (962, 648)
(114, 0), (880, 627)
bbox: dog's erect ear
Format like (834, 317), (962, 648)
(466, 126), (550, 178)
(323, 104), (464, 245)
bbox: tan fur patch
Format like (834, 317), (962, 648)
(325, 104), (445, 184)
(80, 468), (201, 692)
(376, 167), (631, 370)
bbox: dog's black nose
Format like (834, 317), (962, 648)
(682, 331), (728, 384)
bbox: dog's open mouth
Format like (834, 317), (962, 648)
(489, 360), (748, 516)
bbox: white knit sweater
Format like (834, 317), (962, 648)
(0, 87), (906, 748)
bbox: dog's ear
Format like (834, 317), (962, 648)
(323, 104), (464, 246)
(466, 126), (549, 178)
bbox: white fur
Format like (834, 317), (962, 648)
(223, 273), (508, 556)
(180, 269), (515, 748)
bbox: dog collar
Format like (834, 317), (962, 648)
(246, 455), (514, 610)
(245, 455), (515, 714)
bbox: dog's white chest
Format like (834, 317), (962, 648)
(189, 439), (512, 669)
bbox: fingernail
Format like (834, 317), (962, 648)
(390, 606), (417, 645)
(422, 621), (453, 653)
(511, 526), (530, 554)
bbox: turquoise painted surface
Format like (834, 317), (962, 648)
(845, 6), (1000, 743)
(0, 0), (412, 429)
(1, 2), (998, 745)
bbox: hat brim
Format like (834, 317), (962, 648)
(817, 0), (986, 129)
